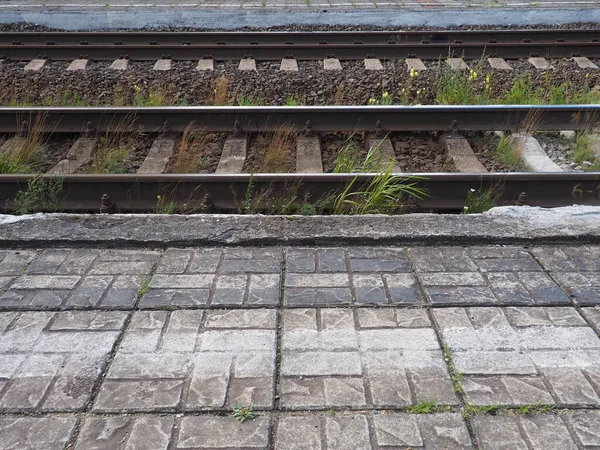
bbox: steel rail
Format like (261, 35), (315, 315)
(1, 41), (599, 60)
(1, 29), (599, 46)
(1, 173), (599, 212)
(2, 105), (599, 133)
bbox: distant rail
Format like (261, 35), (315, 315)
(0, 29), (599, 60)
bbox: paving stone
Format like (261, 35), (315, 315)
(563, 410), (600, 447)
(26, 249), (97, 275)
(531, 246), (600, 271)
(472, 415), (528, 450)
(552, 272), (600, 305)
(275, 416), (321, 450)
(96, 309), (276, 411)
(0, 250), (37, 275)
(436, 306), (600, 406)
(176, 416), (269, 449)
(155, 248), (222, 274)
(582, 307), (600, 330)
(520, 415), (577, 449)
(221, 248), (282, 273)
(286, 248), (346, 272)
(0, 416), (76, 450)
(74, 416), (174, 450)
(280, 308), (456, 408)
(506, 306), (587, 327)
(410, 247), (478, 272)
(0, 311), (126, 411)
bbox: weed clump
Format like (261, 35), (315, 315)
(13, 175), (63, 214)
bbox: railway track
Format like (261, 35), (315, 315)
(1, 105), (599, 213)
(1, 29), (600, 60)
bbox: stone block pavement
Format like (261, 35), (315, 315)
(1, 245), (600, 448)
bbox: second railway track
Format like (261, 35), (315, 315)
(1, 29), (600, 60)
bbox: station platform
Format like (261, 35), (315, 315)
(0, 206), (600, 449)
(1, 0), (600, 29)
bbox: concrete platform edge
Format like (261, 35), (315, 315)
(1, 8), (600, 29)
(0, 205), (598, 248)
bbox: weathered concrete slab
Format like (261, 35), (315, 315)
(323, 58), (342, 71)
(216, 135), (247, 173)
(153, 59), (172, 71)
(137, 139), (175, 174)
(528, 57), (553, 70)
(511, 134), (563, 172)
(196, 59), (214, 71)
(24, 59), (46, 71)
(364, 58), (383, 70)
(366, 134), (400, 172)
(406, 58), (427, 71)
(296, 135), (323, 173)
(66, 59), (88, 71)
(447, 58), (468, 70)
(238, 58), (256, 71)
(573, 56), (598, 69)
(1, 206), (600, 247)
(488, 57), (512, 70)
(48, 138), (96, 175)
(110, 58), (129, 70)
(440, 135), (487, 172)
(0, 137), (27, 155)
(280, 58), (299, 71)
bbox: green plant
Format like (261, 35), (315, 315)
(242, 173), (256, 214)
(259, 124), (296, 173)
(572, 132), (600, 170)
(328, 407), (336, 416)
(233, 404), (258, 423)
(138, 277), (151, 296)
(463, 188), (495, 214)
(493, 134), (525, 169)
(298, 202), (317, 216)
(406, 401), (453, 414)
(284, 97), (301, 106)
(13, 175), (63, 214)
(516, 404), (555, 415)
(435, 58), (490, 105)
(154, 195), (177, 214)
(367, 91), (393, 105)
(461, 404), (503, 419)
(443, 344), (463, 394)
(238, 95), (265, 106)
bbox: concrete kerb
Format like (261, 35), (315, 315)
(0, 206), (599, 248)
(3, 8), (600, 29)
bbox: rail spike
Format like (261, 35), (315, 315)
(19, 121), (28, 138)
(516, 192), (528, 206)
(201, 194), (214, 213)
(304, 120), (314, 137)
(232, 120), (243, 138)
(161, 121), (172, 138)
(375, 120), (384, 138)
(449, 120), (459, 137)
(83, 121), (95, 138)
(100, 194), (116, 214)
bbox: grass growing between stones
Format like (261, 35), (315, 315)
(331, 141), (425, 214)
(0, 113), (50, 174)
(462, 187), (496, 214)
(461, 403), (555, 419)
(12, 175), (63, 214)
(405, 401), (453, 414)
(86, 116), (142, 174)
(493, 134), (526, 170)
(258, 124), (296, 173)
(138, 277), (152, 296)
(233, 404), (258, 423)
(442, 344), (463, 394)
(573, 132), (600, 171)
